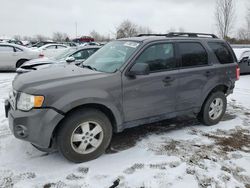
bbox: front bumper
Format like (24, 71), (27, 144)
(5, 100), (64, 148)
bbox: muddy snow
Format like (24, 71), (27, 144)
(0, 73), (249, 188)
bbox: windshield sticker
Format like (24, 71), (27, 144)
(124, 42), (139, 48)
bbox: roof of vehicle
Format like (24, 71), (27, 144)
(64, 45), (101, 52)
(0, 42), (30, 50)
(118, 32), (224, 43)
(38, 43), (69, 49)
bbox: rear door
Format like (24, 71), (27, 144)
(176, 41), (212, 111)
(43, 45), (57, 57)
(0, 45), (16, 70)
(122, 42), (179, 122)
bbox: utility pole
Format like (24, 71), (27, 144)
(75, 22), (78, 38)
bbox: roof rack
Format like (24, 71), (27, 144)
(137, 32), (218, 38)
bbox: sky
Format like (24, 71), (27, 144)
(0, 0), (249, 39)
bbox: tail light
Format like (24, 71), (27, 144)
(39, 53), (44, 58)
(236, 65), (240, 80)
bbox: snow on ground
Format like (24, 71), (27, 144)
(0, 73), (249, 188)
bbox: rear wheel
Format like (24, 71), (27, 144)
(198, 91), (227, 126)
(56, 108), (112, 163)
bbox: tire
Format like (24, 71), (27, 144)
(198, 91), (227, 126)
(56, 108), (112, 163)
(16, 59), (28, 68)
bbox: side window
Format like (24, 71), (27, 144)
(57, 45), (67, 49)
(72, 50), (89, 60)
(179, 42), (208, 67)
(0, 45), (14, 52)
(208, 42), (234, 64)
(133, 43), (176, 72)
(46, 45), (56, 49)
(87, 49), (98, 56)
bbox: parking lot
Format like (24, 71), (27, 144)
(0, 73), (249, 187)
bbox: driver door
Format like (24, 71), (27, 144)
(122, 42), (179, 122)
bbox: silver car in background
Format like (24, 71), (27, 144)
(0, 43), (40, 71)
(17, 46), (101, 73)
(233, 48), (250, 74)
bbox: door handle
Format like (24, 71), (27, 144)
(205, 71), (212, 77)
(162, 76), (174, 83)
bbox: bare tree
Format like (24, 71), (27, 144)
(13, 35), (21, 41)
(237, 4), (250, 40)
(116, 20), (154, 39)
(52, 32), (69, 42)
(215, 0), (235, 38)
(246, 6), (250, 39)
(116, 20), (138, 39)
(166, 27), (185, 33)
(34, 34), (48, 42)
(137, 26), (153, 35)
(89, 30), (111, 42)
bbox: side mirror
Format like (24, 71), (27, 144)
(127, 63), (150, 77)
(66, 56), (75, 63)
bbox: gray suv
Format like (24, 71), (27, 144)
(5, 32), (239, 163)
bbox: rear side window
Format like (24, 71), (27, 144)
(208, 42), (234, 64)
(178, 42), (208, 67)
(0, 45), (14, 52)
(57, 45), (67, 49)
(46, 45), (56, 49)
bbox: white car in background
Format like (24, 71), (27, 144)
(0, 43), (40, 71)
(37, 44), (70, 58)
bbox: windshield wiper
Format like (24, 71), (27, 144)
(81, 64), (97, 71)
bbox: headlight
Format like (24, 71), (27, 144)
(17, 92), (44, 111)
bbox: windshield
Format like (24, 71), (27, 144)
(53, 48), (77, 60)
(83, 41), (141, 73)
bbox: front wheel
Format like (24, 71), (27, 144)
(56, 108), (112, 163)
(198, 91), (227, 126)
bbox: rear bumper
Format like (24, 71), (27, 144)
(5, 100), (64, 148)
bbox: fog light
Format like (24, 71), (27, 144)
(15, 125), (28, 138)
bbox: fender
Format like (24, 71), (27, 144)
(49, 88), (124, 131)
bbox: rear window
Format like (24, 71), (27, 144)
(208, 42), (234, 64)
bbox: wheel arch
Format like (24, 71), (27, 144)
(51, 103), (121, 145)
(200, 84), (229, 113)
(16, 59), (29, 68)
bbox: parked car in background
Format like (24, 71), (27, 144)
(232, 48), (250, 74)
(5, 39), (24, 46)
(37, 43), (70, 58)
(62, 42), (78, 47)
(0, 43), (40, 71)
(31, 41), (56, 48)
(17, 46), (101, 72)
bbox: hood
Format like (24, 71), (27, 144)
(17, 58), (61, 73)
(21, 57), (57, 67)
(13, 64), (105, 93)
